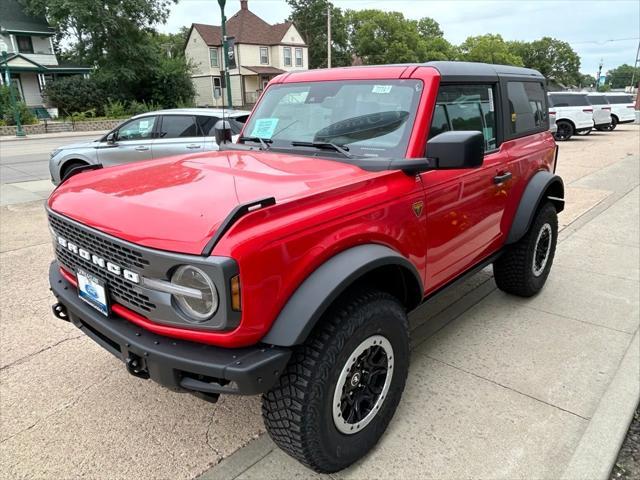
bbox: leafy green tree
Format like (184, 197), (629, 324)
(578, 73), (597, 88)
(287, 0), (350, 68)
(606, 64), (640, 89)
(417, 17), (443, 38)
(509, 37), (580, 85)
(458, 34), (523, 66)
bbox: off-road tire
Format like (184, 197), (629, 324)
(494, 202), (558, 297)
(60, 160), (88, 182)
(554, 121), (574, 141)
(262, 290), (410, 473)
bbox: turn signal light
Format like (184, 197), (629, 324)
(230, 275), (241, 311)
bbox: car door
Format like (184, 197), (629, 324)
(421, 83), (511, 291)
(96, 116), (157, 166)
(151, 115), (204, 159)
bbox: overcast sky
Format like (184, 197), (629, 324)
(161, 0), (640, 75)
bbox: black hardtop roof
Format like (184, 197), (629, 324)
(425, 61), (545, 82)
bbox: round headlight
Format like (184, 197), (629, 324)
(171, 265), (218, 322)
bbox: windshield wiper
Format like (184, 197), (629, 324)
(238, 136), (272, 150)
(290, 141), (352, 158)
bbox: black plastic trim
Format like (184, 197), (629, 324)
(261, 244), (423, 347)
(506, 171), (564, 244)
(201, 197), (276, 256)
(50, 262), (291, 396)
(61, 163), (103, 183)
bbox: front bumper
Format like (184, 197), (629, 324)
(49, 262), (291, 396)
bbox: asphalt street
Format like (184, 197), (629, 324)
(0, 133), (102, 184)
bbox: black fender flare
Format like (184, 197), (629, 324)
(261, 244), (423, 347)
(506, 171), (564, 244)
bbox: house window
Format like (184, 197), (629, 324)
(213, 77), (222, 99)
(283, 47), (292, 67)
(16, 36), (34, 54)
(295, 48), (303, 67)
(209, 48), (218, 67)
(260, 47), (269, 65)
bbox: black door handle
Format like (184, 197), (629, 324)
(493, 172), (512, 184)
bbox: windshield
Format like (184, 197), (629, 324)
(242, 80), (423, 158)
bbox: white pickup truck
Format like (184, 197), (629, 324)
(547, 92), (594, 141)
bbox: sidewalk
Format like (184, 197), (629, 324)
(200, 147), (640, 478)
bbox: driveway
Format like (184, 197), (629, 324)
(0, 126), (638, 479)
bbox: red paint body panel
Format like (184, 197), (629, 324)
(49, 65), (558, 348)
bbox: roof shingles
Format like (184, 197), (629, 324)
(0, 0), (54, 34)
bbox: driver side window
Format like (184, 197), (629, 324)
(117, 116), (157, 141)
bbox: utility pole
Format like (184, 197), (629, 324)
(630, 40), (639, 90)
(596, 59), (603, 92)
(327, 4), (332, 68)
(218, 0), (233, 107)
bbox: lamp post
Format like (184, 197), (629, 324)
(217, 0), (233, 108)
(0, 40), (25, 137)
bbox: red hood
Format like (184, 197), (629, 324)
(48, 151), (377, 255)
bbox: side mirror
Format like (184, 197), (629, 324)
(214, 120), (232, 145)
(426, 131), (484, 169)
(106, 132), (116, 144)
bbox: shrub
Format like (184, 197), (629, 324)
(0, 86), (37, 125)
(103, 99), (128, 118)
(42, 76), (105, 116)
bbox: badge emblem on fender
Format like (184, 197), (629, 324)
(412, 201), (424, 217)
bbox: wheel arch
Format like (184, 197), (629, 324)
(506, 170), (564, 245)
(60, 158), (89, 179)
(261, 244), (423, 347)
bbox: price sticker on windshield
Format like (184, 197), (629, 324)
(372, 85), (393, 94)
(250, 118), (280, 139)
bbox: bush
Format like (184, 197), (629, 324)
(42, 76), (105, 117)
(0, 85), (37, 125)
(103, 99), (128, 118)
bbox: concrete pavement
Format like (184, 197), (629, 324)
(0, 126), (638, 479)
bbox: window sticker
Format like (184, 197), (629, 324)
(372, 85), (393, 94)
(487, 88), (494, 112)
(250, 118), (280, 139)
(139, 120), (150, 131)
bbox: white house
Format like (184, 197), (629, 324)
(185, 0), (308, 107)
(0, 0), (91, 116)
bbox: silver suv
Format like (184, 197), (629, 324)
(49, 108), (250, 184)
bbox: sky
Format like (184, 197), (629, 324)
(161, 0), (640, 75)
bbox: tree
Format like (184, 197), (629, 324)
(458, 34), (523, 66)
(417, 17), (443, 38)
(287, 0), (350, 68)
(606, 64), (640, 89)
(509, 37), (581, 86)
(578, 73), (597, 89)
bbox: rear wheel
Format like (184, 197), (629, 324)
(262, 290), (410, 473)
(553, 121), (573, 141)
(609, 115), (619, 130)
(60, 160), (88, 182)
(494, 202), (558, 297)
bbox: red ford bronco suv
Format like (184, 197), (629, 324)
(48, 62), (563, 473)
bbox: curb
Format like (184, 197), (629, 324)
(560, 331), (640, 480)
(0, 130), (108, 142)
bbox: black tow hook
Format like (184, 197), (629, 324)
(52, 302), (69, 322)
(126, 353), (150, 379)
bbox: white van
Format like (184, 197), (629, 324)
(585, 93), (613, 132)
(547, 92), (593, 141)
(602, 93), (636, 129)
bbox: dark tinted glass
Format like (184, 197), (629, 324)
(548, 94), (589, 107)
(607, 95), (633, 104)
(508, 81), (547, 134)
(196, 116), (220, 136)
(160, 116), (198, 138)
(431, 84), (497, 150)
(587, 95), (607, 105)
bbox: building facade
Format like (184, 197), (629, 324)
(0, 0), (91, 116)
(185, 0), (308, 107)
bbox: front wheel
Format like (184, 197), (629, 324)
(494, 202), (558, 297)
(262, 290), (410, 473)
(575, 128), (592, 136)
(554, 121), (574, 141)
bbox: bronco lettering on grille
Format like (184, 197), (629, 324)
(56, 235), (140, 284)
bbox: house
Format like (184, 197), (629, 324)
(0, 0), (91, 116)
(185, 0), (308, 107)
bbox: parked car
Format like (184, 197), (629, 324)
(583, 93), (613, 133)
(602, 93), (636, 130)
(548, 92), (594, 141)
(49, 108), (250, 184)
(48, 62), (563, 473)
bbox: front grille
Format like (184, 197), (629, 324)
(49, 213), (156, 313)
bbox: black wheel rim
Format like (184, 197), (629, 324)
(333, 335), (393, 434)
(532, 223), (552, 276)
(556, 123), (571, 140)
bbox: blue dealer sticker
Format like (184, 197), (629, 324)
(250, 118), (280, 139)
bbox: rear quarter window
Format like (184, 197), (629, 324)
(507, 81), (547, 135)
(587, 95), (607, 105)
(607, 95), (634, 104)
